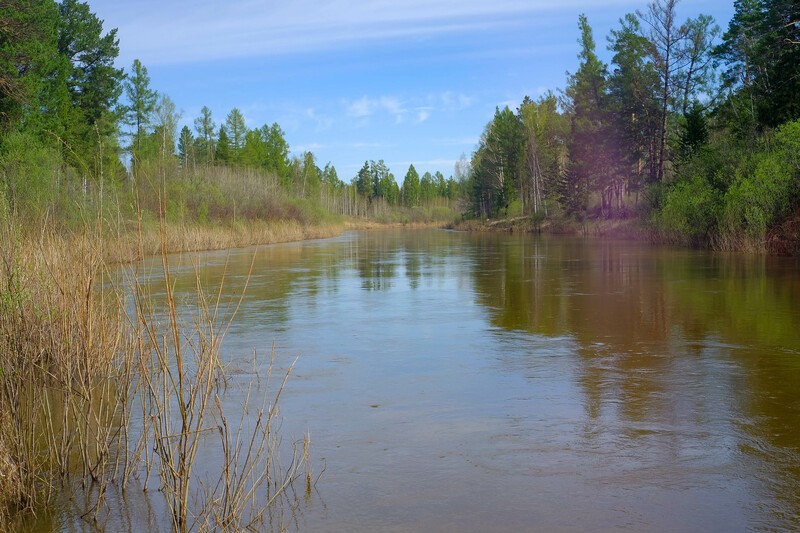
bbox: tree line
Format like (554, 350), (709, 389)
(0, 0), (462, 227)
(2, 0), (798, 247)
(466, 0), (800, 249)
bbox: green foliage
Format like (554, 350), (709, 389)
(716, 0), (800, 130)
(56, 0), (124, 175)
(0, 0), (61, 131)
(262, 123), (290, 185)
(224, 107), (246, 164)
(519, 92), (568, 215)
(420, 171), (436, 203)
(178, 125), (194, 167)
(657, 174), (721, 241)
(0, 131), (61, 220)
(469, 106), (525, 218)
(193, 105), (216, 164)
(122, 59), (157, 166)
(563, 14), (613, 217)
(722, 154), (792, 238)
(401, 164), (420, 207)
(774, 118), (800, 175)
(678, 102), (709, 160)
(215, 126), (230, 163)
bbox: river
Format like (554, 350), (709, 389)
(38, 229), (800, 531)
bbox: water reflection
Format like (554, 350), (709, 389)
(93, 230), (800, 531)
(467, 233), (800, 529)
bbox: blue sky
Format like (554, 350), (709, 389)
(90, 0), (734, 181)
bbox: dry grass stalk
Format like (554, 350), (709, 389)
(1, 194), (314, 530)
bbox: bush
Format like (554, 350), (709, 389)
(0, 132), (62, 221)
(656, 175), (721, 243)
(723, 154), (793, 239)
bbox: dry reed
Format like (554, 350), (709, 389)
(1, 200), (315, 530)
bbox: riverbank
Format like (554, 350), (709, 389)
(449, 215), (656, 240)
(449, 210), (800, 256)
(106, 216), (446, 263)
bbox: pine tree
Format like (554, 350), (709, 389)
(401, 164), (420, 207)
(215, 126), (230, 163)
(193, 105), (216, 164)
(122, 59), (157, 169)
(563, 15), (610, 217)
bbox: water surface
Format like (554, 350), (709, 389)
(50, 229), (800, 531)
(166, 229), (799, 532)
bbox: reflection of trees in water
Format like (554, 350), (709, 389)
(468, 234), (800, 528)
(139, 241), (347, 332)
(351, 230), (460, 292)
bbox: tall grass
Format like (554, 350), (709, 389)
(0, 218), (125, 523)
(0, 198), (312, 530)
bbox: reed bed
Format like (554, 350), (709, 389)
(0, 210), (316, 531)
(111, 219), (345, 262)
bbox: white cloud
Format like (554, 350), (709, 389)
(417, 109), (431, 123)
(347, 97), (374, 118)
(346, 96), (408, 121)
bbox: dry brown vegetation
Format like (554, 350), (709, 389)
(0, 209), (322, 530)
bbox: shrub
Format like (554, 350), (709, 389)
(723, 154), (793, 239)
(656, 175), (721, 243)
(0, 132), (62, 221)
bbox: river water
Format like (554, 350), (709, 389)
(39, 229), (800, 531)
(176, 229), (800, 532)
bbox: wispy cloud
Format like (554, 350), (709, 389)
(346, 96), (407, 122)
(438, 91), (474, 111)
(344, 91), (475, 125)
(92, 0), (637, 66)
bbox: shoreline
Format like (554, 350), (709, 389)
(448, 214), (800, 256)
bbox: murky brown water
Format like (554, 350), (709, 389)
(37, 229), (800, 531)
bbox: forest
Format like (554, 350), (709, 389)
(2, 0), (799, 251)
(466, 0), (800, 252)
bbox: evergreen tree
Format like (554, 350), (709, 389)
(716, 0), (800, 130)
(563, 14), (611, 217)
(122, 59), (157, 168)
(56, 0), (123, 167)
(241, 128), (265, 168)
(420, 171), (436, 203)
(0, 0), (61, 131)
(262, 122), (290, 185)
(193, 105), (216, 164)
(678, 102), (709, 160)
(178, 125), (194, 168)
(355, 161), (370, 197)
(608, 13), (661, 187)
(300, 151), (320, 196)
(215, 126), (230, 163)
(321, 163), (342, 188)
(225, 107), (246, 164)
(402, 164), (420, 207)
